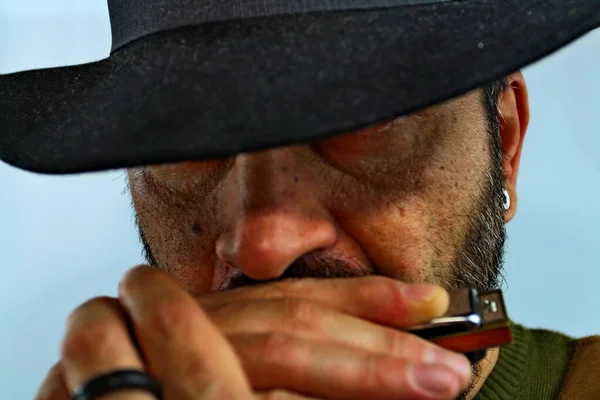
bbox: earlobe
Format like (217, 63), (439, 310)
(503, 188), (511, 211)
(503, 185), (516, 222)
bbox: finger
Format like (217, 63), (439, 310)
(60, 296), (153, 400)
(34, 362), (70, 400)
(198, 276), (449, 328)
(210, 298), (471, 376)
(254, 390), (323, 399)
(229, 333), (471, 400)
(118, 265), (254, 400)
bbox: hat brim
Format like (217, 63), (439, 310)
(1, 0), (599, 174)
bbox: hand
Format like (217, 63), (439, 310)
(35, 266), (315, 400)
(195, 275), (473, 399)
(36, 266), (472, 400)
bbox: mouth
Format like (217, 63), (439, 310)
(214, 254), (375, 291)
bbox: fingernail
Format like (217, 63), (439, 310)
(412, 364), (460, 396)
(401, 283), (442, 302)
(424, 348), (473, 386)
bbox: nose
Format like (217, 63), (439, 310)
(215, 150), (337, 280)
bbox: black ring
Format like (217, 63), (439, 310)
(72, 369), (162, 400)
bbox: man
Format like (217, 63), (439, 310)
(1, 1), (599, 399)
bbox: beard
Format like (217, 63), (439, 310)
(438, 159), (507, 294)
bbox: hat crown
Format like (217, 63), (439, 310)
(107, 0), (449, 52)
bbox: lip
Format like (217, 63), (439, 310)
(212, 252), (376, 291)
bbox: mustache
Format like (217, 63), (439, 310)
(217, 255), (374, 291)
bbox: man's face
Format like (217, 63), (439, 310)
(127, 81), (526, 296)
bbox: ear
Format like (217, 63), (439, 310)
(499, 72), (529, 222)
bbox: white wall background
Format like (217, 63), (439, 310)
(0, 1), (599, 399)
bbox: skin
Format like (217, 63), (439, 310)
(35, 73), (529, 400)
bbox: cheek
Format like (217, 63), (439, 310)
(328, 148), (486, 283)
(334, 196), (435, 282)
(129, 169), (221, 294)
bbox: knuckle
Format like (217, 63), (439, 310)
(381, 329), (432, 361)
(381, 330), (434, 362)
(363, 355), (390, 390)
(281, 298), (321, 331)
(357, 276), (403, 305)
(259, 331), (290, 354)
(61, 318), (123, 361)
(120, 265), (152, 289)
(354, 277), (411, 322)
(267, 277), (316, 298)
(66, 296), (116, 326)
(362, 355), (410, 394)
(256, 332), (298, 363)
(141, 299), (197, 339)
(382, 330), (412, 356)
(264, 279), (296, 297)
(179, 355), (211, 383)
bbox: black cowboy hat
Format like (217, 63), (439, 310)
(1, 0), (599, 174)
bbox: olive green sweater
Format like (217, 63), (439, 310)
(475, 323), (578, 400)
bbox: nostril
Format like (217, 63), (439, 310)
(215, 211), (337, 281)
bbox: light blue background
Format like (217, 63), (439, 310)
(0, 1), (599, 399)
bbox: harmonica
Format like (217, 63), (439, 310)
(407, 288), (512, 363)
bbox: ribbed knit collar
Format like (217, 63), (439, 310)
(474, 323), (576, 400)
